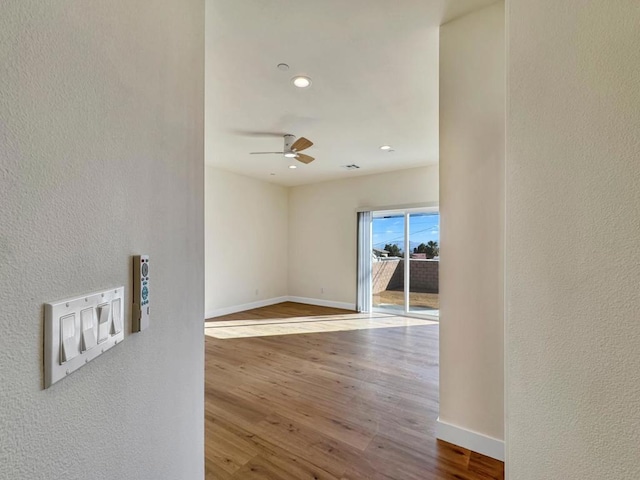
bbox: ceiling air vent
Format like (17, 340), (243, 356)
(342, 164), (360, 170)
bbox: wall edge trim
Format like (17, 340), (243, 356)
(435, 418), (505, 462)
(205, 296), (289, 319)
(205, 296), (357, 319)
(286, 296), (356, 311)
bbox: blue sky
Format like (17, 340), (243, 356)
(372, 213), (439, 251)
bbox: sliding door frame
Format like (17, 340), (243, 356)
(363, 203), (439, 320)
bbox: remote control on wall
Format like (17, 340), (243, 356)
(133, 255), (150, 332)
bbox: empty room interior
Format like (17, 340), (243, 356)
(203, 0), (505, 478)
(2, 1), (640, 480)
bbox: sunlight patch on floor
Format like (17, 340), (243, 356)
(204, 313), (437, 339)
(375, 305), (440, 318)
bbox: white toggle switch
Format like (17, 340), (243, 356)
(111, 298), (122, 334)
(80, 308), (97, 352)
(97, 304), (111, 343)
(60, 314), (78, 363)
(45, 287), (125, 388)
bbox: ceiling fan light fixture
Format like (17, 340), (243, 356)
(292, 76), (312, 88)
(249, 135), (315, 165)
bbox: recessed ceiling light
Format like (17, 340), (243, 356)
(380, 145), (392, 150)
(277, 63), (289, 71)
(292, 76), (312, 88)
(288, 165), (297, 169)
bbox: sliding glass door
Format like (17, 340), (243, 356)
(369, 208), (439, 318)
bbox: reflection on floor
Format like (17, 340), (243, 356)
(375, 304), (440, 318)
(205, 312), (436, 339)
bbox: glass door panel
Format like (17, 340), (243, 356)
(407, 213), (439, 316)
(371, 214), (405, 313)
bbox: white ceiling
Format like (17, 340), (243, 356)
(205, 0), (496, 187)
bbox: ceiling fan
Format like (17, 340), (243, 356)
(250, 134), (315, 164)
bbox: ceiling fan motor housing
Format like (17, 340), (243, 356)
(283, 134), (295, 152)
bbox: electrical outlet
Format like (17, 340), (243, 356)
(255, 289), (259, 296)
(321, 287), (324, 294)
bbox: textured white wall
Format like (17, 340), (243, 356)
(205, 167), (288, 316)
(0, 2), (204, 479)
(288, 166), (439, 305)
(439, 2), (505, 442)
(507, 1), (640, 478)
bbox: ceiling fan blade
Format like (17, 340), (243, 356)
(250, 152), (284, 155)
(291, 137), (313, 152)
(296, 153), (315, 164)
(230, 129), (289, 138)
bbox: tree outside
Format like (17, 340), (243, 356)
(414, 241), (439, 259)
(383, 243), (403, 258)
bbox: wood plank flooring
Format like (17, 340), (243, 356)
(205, 311), (436, 339)
(205, 302), (504, 480)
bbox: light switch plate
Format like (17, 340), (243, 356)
(44, 287), (125, 388)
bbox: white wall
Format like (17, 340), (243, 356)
(288, 166), (439, 307)
(0, 2), (204, 479)
(438, 1), (505, 458)
(507, 1), (640, 478)
(205, 167), (288, 317)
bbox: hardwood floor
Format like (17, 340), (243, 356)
(205, 302), (504, 480)
(205, 310), (436, 339)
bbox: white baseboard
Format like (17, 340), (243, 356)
(435, 418), (504, 462)
(205, 296), (289, 319)
(206, 296), (356, 319)
(287, 296), (356, 311)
